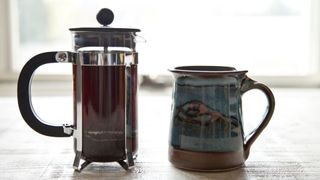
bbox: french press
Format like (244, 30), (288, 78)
(17, 8), (140, 171)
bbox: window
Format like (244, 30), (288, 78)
(1, 0), (319, 86)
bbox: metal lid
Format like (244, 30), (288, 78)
(69, 8), (140, 50)
(69, 8), (140, 33)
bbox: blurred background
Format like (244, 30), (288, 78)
(0, 0), (320, 94)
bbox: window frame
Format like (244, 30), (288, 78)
(0, 0), (71, 82)
(0, 0), (13, 81)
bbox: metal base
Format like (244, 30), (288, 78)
(73, 151), (135, 172)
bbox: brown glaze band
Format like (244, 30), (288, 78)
(169, 146), (245, 171)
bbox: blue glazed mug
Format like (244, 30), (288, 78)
(168, 66), (275, 171)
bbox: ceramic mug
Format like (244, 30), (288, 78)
(168, 66), (275, 171)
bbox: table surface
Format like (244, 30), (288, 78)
(0, 87), (320, 180)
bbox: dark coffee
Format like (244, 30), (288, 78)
(73, 65), (137, 162)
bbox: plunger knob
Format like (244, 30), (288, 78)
(96, 8), (114, 26)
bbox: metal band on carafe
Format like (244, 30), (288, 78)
(77, 51), (138, 66)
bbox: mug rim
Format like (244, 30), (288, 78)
(169, 66), (248, 75)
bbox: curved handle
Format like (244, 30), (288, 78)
(17, 51), (74, 137)
(240, 76), (275, 159)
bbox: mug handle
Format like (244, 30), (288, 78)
(240, 76), (275, 159)
(17, 51), (74, 137)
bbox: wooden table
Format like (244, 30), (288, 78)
(0, 87), (320, 179)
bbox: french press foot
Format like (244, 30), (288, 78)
(73, 151), (135, 172)
(73, 151), (91, 172)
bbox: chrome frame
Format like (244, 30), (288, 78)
(72, 52), (84, 171)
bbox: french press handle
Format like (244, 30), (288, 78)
(17, 51), (74, 137)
